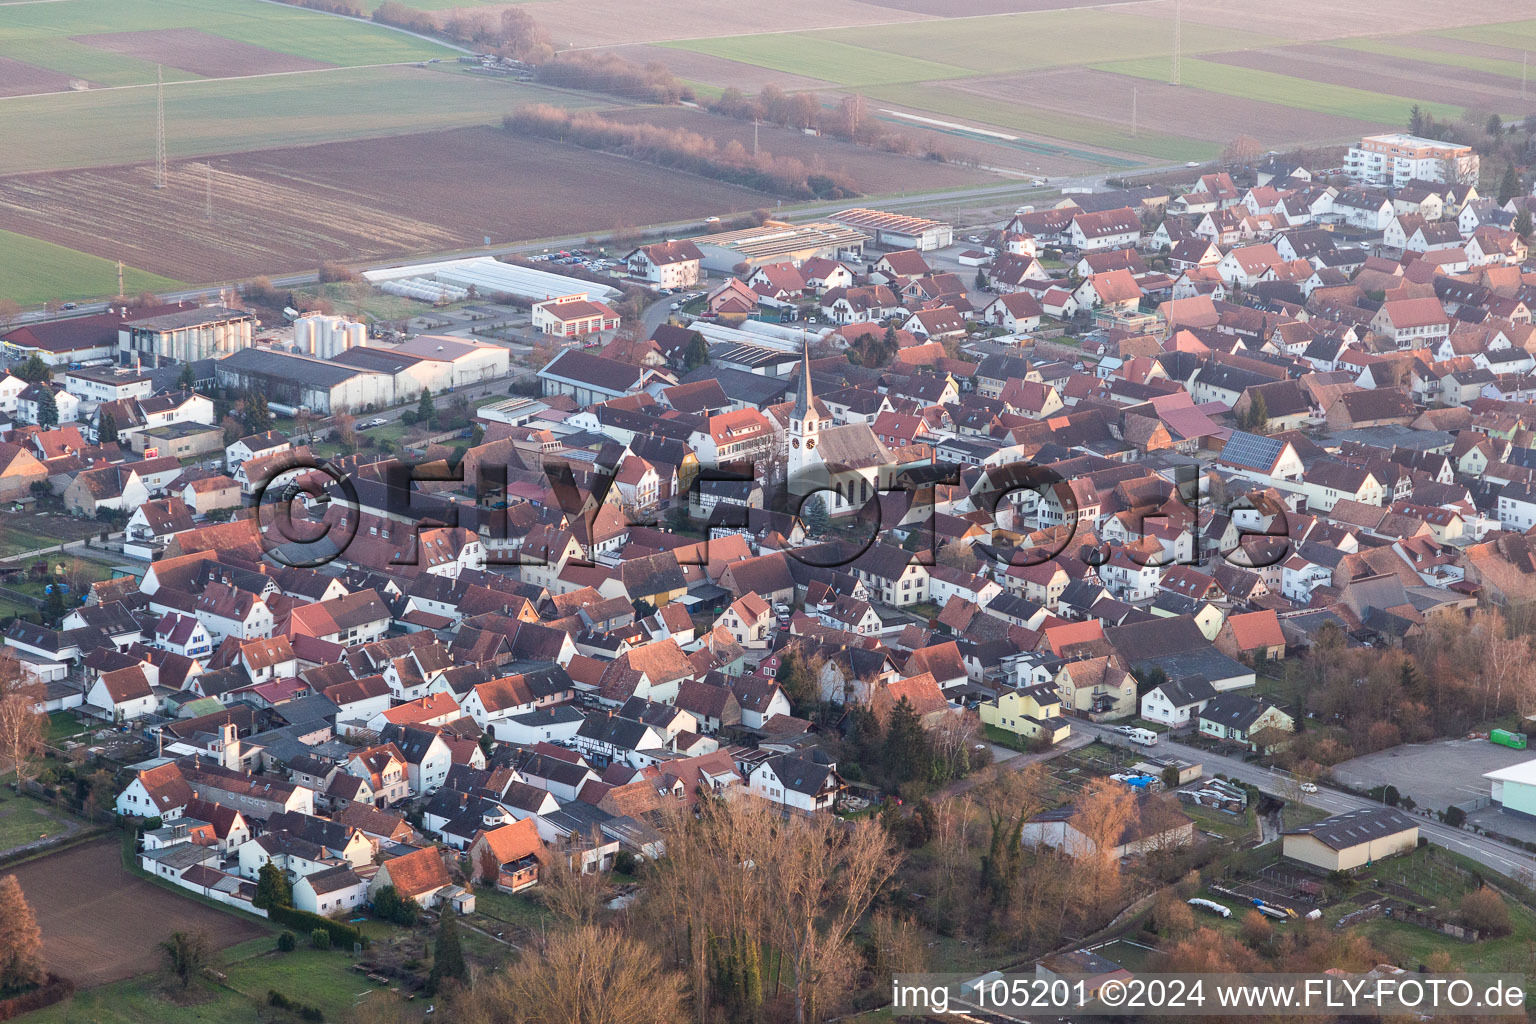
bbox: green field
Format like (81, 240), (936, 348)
(665, 12), (1279, 86)
(0, 229), (183, 305)
(815, 10), (1279, 74)
(867, 83), (1217, 164)
(0, 0), (455, 88)
(1325, 37), (1533, 80)
(0, 64), (582, 174)
(1093, 57), (1467, 123)
(1438, 18), (1536, 50)
(659, 35), (972, 87)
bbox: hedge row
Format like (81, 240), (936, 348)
(0, 975), (74, 1022)
(266, 906), (368, 950)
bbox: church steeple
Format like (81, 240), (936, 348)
(789, 340), (819, 491)
(792, 341), (814, 423)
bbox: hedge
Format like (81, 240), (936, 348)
(0, 975), (75, 1022)
(266, 906), (368, 950)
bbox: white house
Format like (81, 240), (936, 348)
(85, 665), (156, 722)
(292, 865), (369, 917)
(1140, 677), (1218, 726)
(747, 754), (841, 814)
(624, 240), (704, 289)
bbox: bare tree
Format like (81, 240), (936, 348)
(0, 299), (20, 331)
(452, 925), (685, 1024)
(1222, 134), (1263, 167)
(765, 809), (898, 1024)
(0, 654), (43, 793)
(1067, 777), (1136, 915)
(537, 833), (608, 926)
(645, 797), (898, 1024)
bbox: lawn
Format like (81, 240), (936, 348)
(659, 35), (973, 88)
(0, 65), (589, 176)
(0, 228), (183, 305)
(22, 937), (407, 1024)
(0, 0), (455, 87)
(816, 10), (1281, 74)
(471, 887), (553, 931)
(1092, 57), (1466, 123)
(981, 723), (1032, 753)
(0, 789), (78, 854)
(45, 711), (89, 745)
(866, 83), (1215, 165)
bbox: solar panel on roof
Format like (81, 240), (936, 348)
(1221, 431), (1285, 471)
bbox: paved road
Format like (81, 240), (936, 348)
(1071, 719), (1536, 879)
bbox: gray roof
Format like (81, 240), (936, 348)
(1198, 692), (1278, 731)
(1154, 675), (1217, 708)
(218, 348), (371, 389)
(1283, 806), (1416, 850)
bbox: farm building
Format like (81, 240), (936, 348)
(119, 305), (256, 368)
(1281, 807), (1418, 871)
(1484, 758), (1536, 820)
(215, 348), (392, 414)
(829, 208), (953, 251)
(692, 221), (868, 273)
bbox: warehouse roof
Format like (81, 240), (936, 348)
(218, 348), (374, 389)
(1282, 807), (1416, 850)
(830, 208), (949, 235)
(1483, 759), (1536, 787)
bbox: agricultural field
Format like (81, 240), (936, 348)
(8, 838), (267, 987)
(0, 228), (182, 306)
(0, 125), (772, 283)
(620, 4), (1536, 174)
(0, 65), (584, 176)
(0, 0), (455, 91)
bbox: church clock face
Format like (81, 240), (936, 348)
(792, 438), (800, 448)
(806, 439), (816, 450)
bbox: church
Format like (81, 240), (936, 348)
(786, 345), (896, 519)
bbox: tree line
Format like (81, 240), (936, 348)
(709, 87), (956, 162)
(502, 104), (860, 200)
(1274, 608), (1536, 774)
(534, 52), (691, 104)
(373, 2), (554, 62)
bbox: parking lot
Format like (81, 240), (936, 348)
(1331, 737), (1531, 813)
